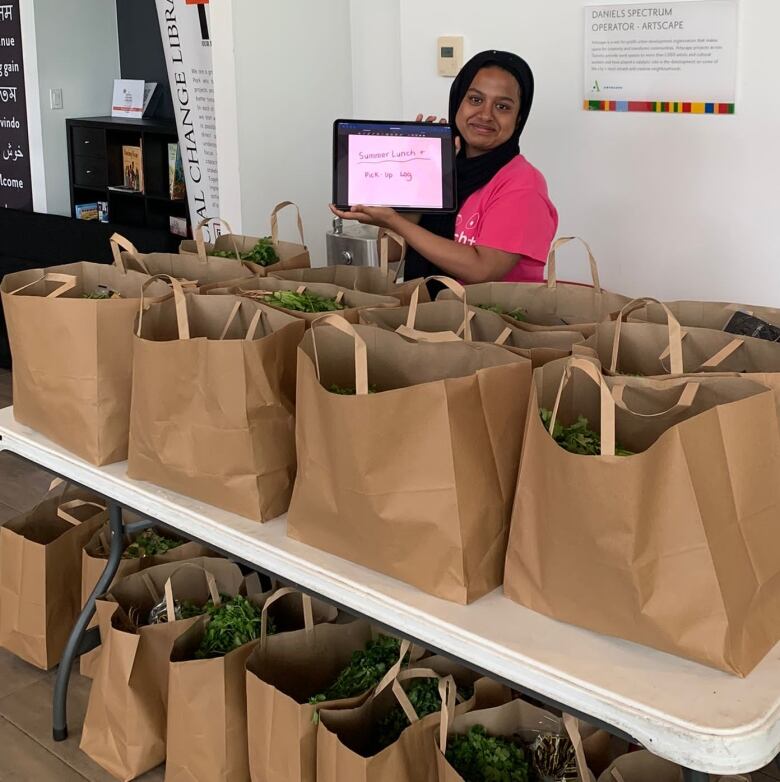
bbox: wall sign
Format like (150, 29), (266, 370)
(584, 0), (738, 114)
(155, 0), (220, 239)
(0, 0), (32, 210)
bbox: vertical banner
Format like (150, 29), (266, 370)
(0, 0), (32, 210)
(155, 0), (220, 239)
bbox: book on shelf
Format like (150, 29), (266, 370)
(168, 143), (186, 200)
(169, 215), (188, 238)
(97, 201), (109, 223)
(74, 203), (98, 221)
(122, 144), (144, 193)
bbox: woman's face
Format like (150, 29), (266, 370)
(455, 66), (522, 157)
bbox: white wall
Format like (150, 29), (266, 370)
(31, 0), (120, 216)
(228, 0), (354, 264)
(346, 0), (780, 307)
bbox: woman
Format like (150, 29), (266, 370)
(331, 50), (558, 284)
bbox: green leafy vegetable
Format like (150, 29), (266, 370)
(309, 635), (402, 705)
(260, 290), (345, 313)
(539, 408), (633, 456)
(445, 725), (530, 782)
(327, 384), (377, 395)
(371, 678), (473, 754)
(123, 529), (183, 559)
(192, 595), (274, 659)
(475, 303), (527, 322)
(212, 236), (279, 266)
(82, 289), (115, 300)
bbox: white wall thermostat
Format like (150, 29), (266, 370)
(437, 36), (464, 77)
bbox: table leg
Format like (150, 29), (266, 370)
(682, 769), (709, 782)
(52, 500), (126, 742)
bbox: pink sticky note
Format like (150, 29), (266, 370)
(348, 134), (443, 208)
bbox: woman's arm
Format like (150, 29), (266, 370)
(330, 205), (520, 284)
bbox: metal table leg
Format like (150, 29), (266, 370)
(52, 501), (126, 742)
(682, 769), (709, 782)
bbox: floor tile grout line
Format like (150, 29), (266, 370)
(0, 711), (92, 781)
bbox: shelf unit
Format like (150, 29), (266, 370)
(66, 115), (188, 234)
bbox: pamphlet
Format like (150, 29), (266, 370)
(75, 203), (98, 221)
(168, 143), (186, 200)
(169, 215), (188, 237)
(111, 79), (145, 119)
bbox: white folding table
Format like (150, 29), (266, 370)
(0, 405), (777, 781)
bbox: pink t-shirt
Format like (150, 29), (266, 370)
(453, 155), (558, 282)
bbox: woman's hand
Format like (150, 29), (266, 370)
(329, 204), (403, 232)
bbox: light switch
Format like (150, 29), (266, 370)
(49, 88), (63, 110)
(437, 36), (463, 77)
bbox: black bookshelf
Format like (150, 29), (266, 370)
(66, 115), (188, 234)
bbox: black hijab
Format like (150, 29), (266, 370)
(404, 50), (535, 283)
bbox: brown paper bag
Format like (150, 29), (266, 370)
(0, 483), (107, 669)
(504, 356), (780, 674)
(0, 263), (171, 464)
(580, 297), (780, 424)
(271, 228), (424, 305)
(180, 203), (311, 277)
(361, 276), (581, 367)
(438, 237), (631, 335)
(204, 275), (400, 324)
(80, 558), (245, 781)
(287, 316), (531, 604)
(80, 522), (214, 678)
(436, 698), (595, 782)
(112, 231), (258, 287)
(128, 277), (305, 521)
(317, 665), (499, 782)
(165, 587), (338, 782)
(245, 618), (377, 782)
(599, 751), (753, 781)
(627, 297), (780, 332)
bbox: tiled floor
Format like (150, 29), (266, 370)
(0, 368), (778, 780)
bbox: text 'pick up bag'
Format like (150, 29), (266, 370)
(504, 356), (780, 674)
(361, 276), (581, 367)
(112, 230), (258, 287)
(0, 481), (107, 669)
(438, 237), (631, 336)
(128, 276), (305, 521)
(288, 316), (532, 604)
(181, 202), (311, 276)
(272, 228), (424, 305)
(166, 588), (337, 782)
(1, 263), (171, 464)
(80, 520), (213, 679)
(80, 559), (245, 782)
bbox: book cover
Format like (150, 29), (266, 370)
(123, 145), (144, 192)
(97, 201), (109, 223)
(75, 202), (98, 221)
(169, 215), (188, 237)
(168, 143), (186, 200)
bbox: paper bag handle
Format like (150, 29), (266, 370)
(700, 337), (745, 370)
(389, 668), (451, 726)
(405, 276), (471, 341)
(547, 237), (602, 292)
(194, 216), (241, 263)
(270, 201), (306, 246)
(495, 325), (513, 346)
(218, 301), (267, 341)
(610, 770), (627, 782)
(259, 586), (314, 648)
(110, 233), (148, 274)
(550, 357), (617, 456)
(612, 381), (700, 418)
(9, 272), (77, 298)
(310, 314), (369, 395)
(377, 228), (406, 278)
(372, 639), (412, 696)
(57, 499), (106, 526)
(562, 714), (593, 782)
(138, 274), (189, 339)
(611, 297), (684, 376)
(163, 563), (221, 624)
